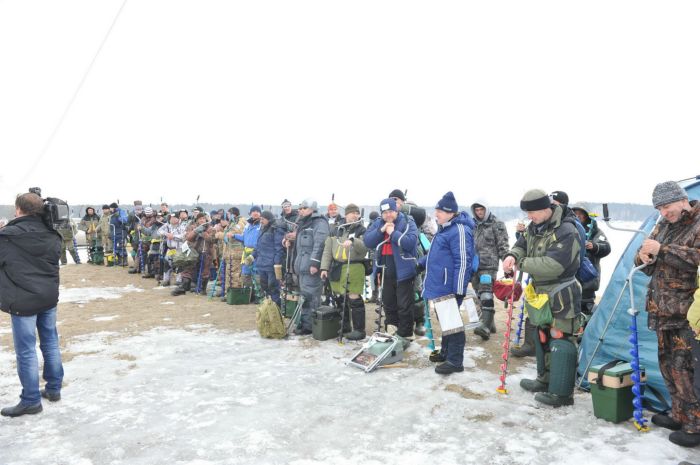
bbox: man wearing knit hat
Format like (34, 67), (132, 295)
(634, 180), (700, 447)
(253, 210), (285, 306)
(503, 188), (582, 407)
(364, 197), (418, 339)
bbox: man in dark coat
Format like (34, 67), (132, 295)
(0, 193), (64, 417)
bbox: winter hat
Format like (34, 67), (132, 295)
(550, 191), (569, 205)
(86, 207), (95, 215)
(144, 207), (154, 216)
(652, 181), (688, 208)
(193, 206), (204, 213)
(210, 209), (218, 216)
(520, 189), (551, 211)
(228, 207), (240, 217)
(102, 204), (110, 210)
(571, 204), (590, 219)
(109, 202), (118, 209)
(388, 189), (406, 202)
(345, 203), (360, 215)
(298, 198), (318, 210)
(249, 205), (262, 214)
(379, 198), (398, 213)
(261, 210), (275, 222)
(435, 191), (458, 213)
(195, 212), (207, 220)
(178, 208), (188, 215)
(369, 211), (379, 221)
(281, 199), (292, 208)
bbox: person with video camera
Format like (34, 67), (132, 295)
(0, 192), (64, 417)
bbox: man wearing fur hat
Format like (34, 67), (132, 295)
(503, 189), (582, 407)
(284, 199), (329, 335)
(471, 202), (510, 341)
(79, 207), (101, 264)
(216, 207), (248, 299)
(364, 197), (418, 339)
(635, 181), (700, 447)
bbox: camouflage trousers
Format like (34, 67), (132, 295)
(658, 325), (700, 433)
(223, 247), (244, 289)
(60, 238), (80, 264)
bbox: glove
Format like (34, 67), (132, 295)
(244, 255), (254, 266)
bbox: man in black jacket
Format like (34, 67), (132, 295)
(0, 192), (64, 417)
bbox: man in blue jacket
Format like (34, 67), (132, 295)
(419, 192), (475, 374)
(364, 198), (418, 338)
(0, 193), (64, 417)
(254, 211), (285, 306)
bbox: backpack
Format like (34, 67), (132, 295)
(569, 218), (599, 284)
(256, 297), (286, 339)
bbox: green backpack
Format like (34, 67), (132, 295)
(256, 297), (286, 339)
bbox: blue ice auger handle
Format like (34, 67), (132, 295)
(423, 299), (435, 351)
(72, 236), (81, 264)
(220, 261), (226, 298)
(628, 307), (649, 432)
(196, 252), (205, 294)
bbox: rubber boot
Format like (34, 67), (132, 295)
(534, 338), (577, 407)
(171, 278), (191, 296)
(511, 318), (536, 357)
(474, 308), (495, 341)
(346, 297), (366, 340)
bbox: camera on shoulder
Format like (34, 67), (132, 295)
(28, 187), (71, 231)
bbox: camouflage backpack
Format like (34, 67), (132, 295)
(256, 297), (286, 339)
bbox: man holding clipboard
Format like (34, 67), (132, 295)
(419, 192), (476, 375)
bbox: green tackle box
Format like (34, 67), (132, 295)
(312, 306), (341, 341)
(588, 362), (646, 423)
(284, 293), (301, 318)
(226, 287), (252, 305)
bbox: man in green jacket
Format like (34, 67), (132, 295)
(503, 189), (582, 407)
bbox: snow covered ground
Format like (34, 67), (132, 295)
(0, 325), (697, 465)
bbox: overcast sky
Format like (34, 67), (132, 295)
(0, 1), (697, 209)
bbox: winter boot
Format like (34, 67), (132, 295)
(534, 392), (574, 407)
(171, 278), (191, 296)
(651, 413), (682, 431)
(369, 289), (378, 303)
(474, 308), (495, 341)
(346, 297), (366, 340)
(198, 278), (209, 295)
(520, 378), (548, 392)
(511, 318), (536, 357)
(669, 431), (700, 447)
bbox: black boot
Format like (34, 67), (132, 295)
(346, 297), (366, 340)
(511, 318), (536, 357)
(369, 289), (378, 303)
(171, 278), (191, 296)
(198, 278), (209, 295)
(474, 308), (495, 341)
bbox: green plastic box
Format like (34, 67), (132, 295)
(589, 362), (645, 423)
(312, 306), (341, 341)
(226, 287), (252, 305)
(283, 293), (301, 318)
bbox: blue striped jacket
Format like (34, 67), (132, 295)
(420, 211), (476, 300)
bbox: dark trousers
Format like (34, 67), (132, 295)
(440, 295), (465, 367)
(382, 259), (415, 338)
(259, 268), (280, 306)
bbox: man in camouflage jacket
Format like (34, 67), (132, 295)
(635, 181), (700, 447)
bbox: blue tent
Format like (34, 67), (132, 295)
(577, 177), (700, 411)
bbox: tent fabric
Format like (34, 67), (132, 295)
(577, 178), (700, 412)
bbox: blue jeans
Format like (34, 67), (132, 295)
(11, 307), (64, 405)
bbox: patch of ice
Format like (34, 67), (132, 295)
(59, 285), (144, 304)
(90, 315), (119, 322)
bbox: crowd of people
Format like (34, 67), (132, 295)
(1, 182), (699, 455)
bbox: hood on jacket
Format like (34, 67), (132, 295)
(470, 203), (492, 224)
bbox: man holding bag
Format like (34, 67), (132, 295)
(503, 189), (582, 407)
